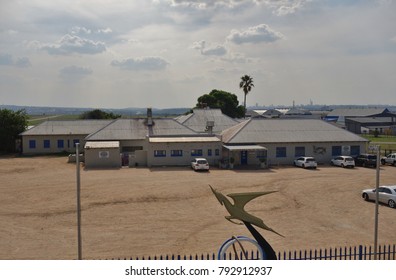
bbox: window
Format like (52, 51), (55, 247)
(171, 150), (183, 157)
(29, 140), (36, 149)
(154, 150), (166, 157)
(295, 146), (305, 157)
(215, 149), (220, 156)
(351, 145), (360, 156)
(191, 149), (203, 156)
(256, 150), (266, 158)
(207, 149), (212, 156)
(57, 140), (64, 149)
(43, 140), (50, 149)
(332, 146), (342, 156)
(276, 147), (286, 158)
(73, 139), (80, 147)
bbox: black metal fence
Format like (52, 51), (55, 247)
(112, 244), (396, 260)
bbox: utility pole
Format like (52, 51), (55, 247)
(372, 145), (380, 260)
(76, 143), (82, 260)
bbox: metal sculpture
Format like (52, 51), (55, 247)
(210, 185), (283, 260)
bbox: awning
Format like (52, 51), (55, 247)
(223, 145), (267, 151)
(85, 141), (120, 149)
(149, 136), (220, 143)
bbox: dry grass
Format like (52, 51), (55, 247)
(0, 156), (395, 260)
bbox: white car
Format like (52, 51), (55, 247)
(330, 156), (355, 168)
(191, 158), (209, 171)
(293, 157), (317, 169)
(362, 186), (396, 208)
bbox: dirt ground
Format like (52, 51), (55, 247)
(0, 156), (395, 260)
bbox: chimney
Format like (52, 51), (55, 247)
(147, 108), (153, 126)
(205, 121), (214, 135)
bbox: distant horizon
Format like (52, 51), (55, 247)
(2, 102), (396, 112)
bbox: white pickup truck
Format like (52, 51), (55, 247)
(381, 153), (396, 166)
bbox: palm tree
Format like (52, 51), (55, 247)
(239, 75), (254, 118)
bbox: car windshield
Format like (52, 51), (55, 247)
(306, 158), (315, 162)
(345, 157), (354, 162)
(197, 160), (207, 164)
(368, 155), (376, 160)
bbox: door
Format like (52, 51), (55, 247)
(241, 151), (248, 165)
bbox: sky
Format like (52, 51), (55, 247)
(1, 0), (396, 109)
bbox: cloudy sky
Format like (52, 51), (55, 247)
(1, 0), (395, 109)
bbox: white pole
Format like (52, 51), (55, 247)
(374, 145), (380, 260)
(76, 143), (82, 260)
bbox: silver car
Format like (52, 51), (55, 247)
(330, 156), (355, 168)
(293, 157), (317, 169)
(362, 186), (396, 208)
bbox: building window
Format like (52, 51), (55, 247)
(295, 146), (305, 157)
(256, 150), (266, 158)
(191, 149), (203, 156)
(207, 149), (212, 156)
(351, 145), (360, 156)
(215, 149), (220, 156)
(29, 140), (36, 149)
(73, 139), (79, 147)
(332, 146), (342, 156)
(171, 150), (182, 157)
(154, 150), (166, 157)
(276, 147), (286, 158)
(57, 140), (64, 149)
(43, 140), (50, 149)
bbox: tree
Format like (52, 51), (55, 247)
(196, 89), (245, 118)
(239, 75), (254, 118)
(80, 109), (120, 119)
(0, 109), (28, 153)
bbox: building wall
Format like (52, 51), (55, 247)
(22, 135), (87, 154)
(146, 141), (222, 167)
(84, 147), (121, 168)
(260, 142), (367, 166)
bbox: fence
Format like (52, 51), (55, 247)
(112, 244), (396, 260)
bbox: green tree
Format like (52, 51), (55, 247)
(80, 109), (120, 119)
(0, 109), (28, 153)
(196, 89), (244, 118)
(239, 75), (254, 118)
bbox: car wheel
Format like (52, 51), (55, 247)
(341, 163), (345, 168)
(362, 193), (369, 201)
(381, 159), (385, 165)
(302, 164), (305, 168)
(388, 200), (396, 208)
(362, 162), (366, 167)
(330, 161), (334, 166)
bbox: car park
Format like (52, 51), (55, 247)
(293, 157), (317, 169)
(381, 153), (396, 166)
(354, 154), (377, 168)
(362, 186), (396, 208)
(191, 158), (209, 171)
(330, 156), (355, 168)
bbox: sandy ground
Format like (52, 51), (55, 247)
(0, 155), (395, 260)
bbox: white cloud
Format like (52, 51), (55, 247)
(111, 56), (169, 71)
(191, 40), (227, 56)
(59, 65), (93, 81)
(41, 34), (106, 55)
(227, 24), (284, 44)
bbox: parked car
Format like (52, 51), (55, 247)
(381, 153), (396, 166)
(354, 154), (377, 168)
(330, 156), (355, 168)
(294, 157), (317, 169)
(362, 186), (396, 208)
(191, 158), (209, 171)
